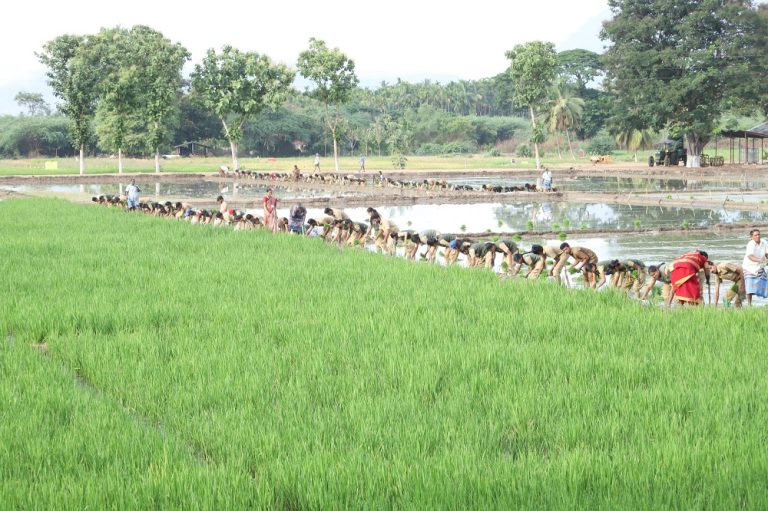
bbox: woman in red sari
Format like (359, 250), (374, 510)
(262, 188), (278, 233)
(668, 250), (709, 305)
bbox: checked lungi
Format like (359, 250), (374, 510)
(745, 268), (768, 298)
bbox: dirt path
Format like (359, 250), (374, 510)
(0, 162), (766, 184)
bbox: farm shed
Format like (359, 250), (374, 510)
(174, 141), (212, 157)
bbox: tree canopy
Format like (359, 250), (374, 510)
(557, 49), (603, 92)
(505, 41), (558, 169)
(14, 92), (52, 117)
(191, 46), (294, 170)
(601, 0), (768, 164)
(23, 22), (766, 165)
(297, 38), (359, 172)
(37, 34), (100, 174)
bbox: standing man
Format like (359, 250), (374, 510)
(359, 154), (366, 172)
(313, 153), (321, 172)
(125, 179), (140, 211)
(541, 168), (553, 192)
(742, 229), (768, 305)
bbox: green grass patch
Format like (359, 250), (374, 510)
(0, 150), (660, 176)
(2, 198), (768, 508)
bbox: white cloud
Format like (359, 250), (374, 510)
(1, 0), (609, 108)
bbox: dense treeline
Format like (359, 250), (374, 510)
(2, 1), (765, 165)
(0, 72), (600, 159)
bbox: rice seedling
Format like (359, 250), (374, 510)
(3, 198), (768, 508)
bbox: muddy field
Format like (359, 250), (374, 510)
(2, 164), (767, 233)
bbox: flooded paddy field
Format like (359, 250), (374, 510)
(279, 202), (768, 234)
(445, 174), (767, 193)
(0, 180), (369, 201)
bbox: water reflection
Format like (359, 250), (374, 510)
(301, 202), (768, 233)
(0, 180), (365, 200)
(446, 175), (765, 192)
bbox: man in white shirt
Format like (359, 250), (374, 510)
(742, 229), (768, 305)
(125, 179), (140, 211)
(541, 169), (553, 191)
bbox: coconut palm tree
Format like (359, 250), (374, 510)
(544, 84), (584, 160)
(615, 128), (655, 162)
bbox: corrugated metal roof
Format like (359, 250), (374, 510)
(748, 121), (768, 137)
(720, 121), (768, 139)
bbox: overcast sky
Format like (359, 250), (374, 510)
(1, 0), (611, 114)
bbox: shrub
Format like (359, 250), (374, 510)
(391, 154), (407, 169)
(516, 144), (531, 157)
(443, 141), (475, 154)
(415, 143), (444, 156)
(587, 132), (615, 155)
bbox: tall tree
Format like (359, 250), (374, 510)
(505, 41), (558, 170)
(131, 26), (189, 173)
(14, 92), (52, 117)
(174, 89), (224, 146)
(192, 46), (294, 170)
(601, 0), (768, 166)
(87, 27), (139, 173)
(297, 38), (359, 172)
(37, 35), (100, 174)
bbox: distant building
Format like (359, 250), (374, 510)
(174, 141), (212, 157)
(292, 140), (308, 153)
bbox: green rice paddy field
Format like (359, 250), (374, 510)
(2, 198), (768, 509)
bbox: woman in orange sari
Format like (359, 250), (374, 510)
(668, 250), (709, 305)
(262, 188), (278, 233)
